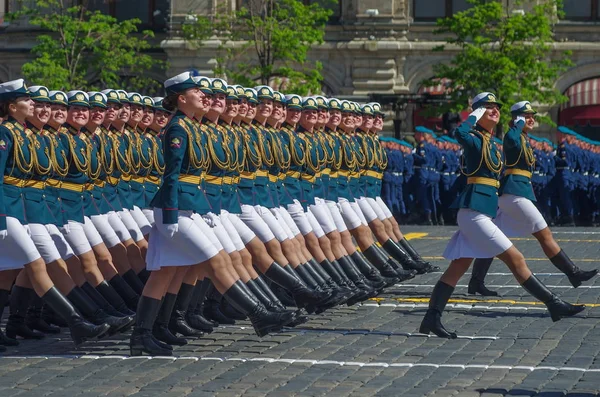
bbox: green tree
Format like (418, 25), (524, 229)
(183, 0), (336, 95)
(9, 0), (161, 92)
(421, 0), (572, 136)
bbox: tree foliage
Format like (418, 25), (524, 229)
(9, 0), (161, 92)
(183, 0), (336, 95)
(421, 0), (572, 135)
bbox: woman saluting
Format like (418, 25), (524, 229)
(419, 92), (585, 338)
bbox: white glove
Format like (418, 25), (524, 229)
(0, 230), (7, 239)
(469, 107), (487, 122)
(165, 223), (178, 237)
(62, 222), (70, 234)
(515, 116), (526, 125)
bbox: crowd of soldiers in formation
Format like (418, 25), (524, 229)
(0, 73), (443, 356)
(380, 125), (600, 228)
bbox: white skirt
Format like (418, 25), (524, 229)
(145, 208), (220, 271)
(494, 194), (548, 237)
(0, 217), (42, 270)
(443, 209), (513, 260)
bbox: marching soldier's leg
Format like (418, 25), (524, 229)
(468, 258), (498, 296)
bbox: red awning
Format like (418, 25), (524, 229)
(560, 105), (600, 126)
(562, 77), (600, 109)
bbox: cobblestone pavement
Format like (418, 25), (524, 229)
(1, 226), (600, 396)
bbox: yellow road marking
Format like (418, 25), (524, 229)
(403, 232), (429, 240)
(421, 256), (600, 262)
(370, 297), (600, 307)
(418, 236), (600, 243)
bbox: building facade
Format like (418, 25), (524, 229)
(2, 0), (600, 139)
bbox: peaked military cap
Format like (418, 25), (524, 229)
(29, 86), (51, 103)
(116, 90), (130, 104)
(472, 92), (503, 110)
(152, 97), (170, 113)
(314, 95), (328, 110)
(302, 97), (318, 111)
(66, 90), (90, 107)
(192, 76), (213, 95)
(255, 85), (274, 100)
(226, 85), (239, 101)
(0, 79), (30, 101)
(273, 91), (285, 104)
(164, 71), (196, 95)
(142, 96), (155, 108)
(49, 90), (68, 106)
(340, 100), (353, 113)
(88, 92), (108, 109)
(127, 92), (144, 107)
(210, 78), (227, 95)
(245, 88), (259, 104)
(361, 104), (375, 116)
(101, 89), (121, 105)
(510, 101), (537, 115)
(285, 94), (302, 110)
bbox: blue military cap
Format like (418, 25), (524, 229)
(0, 79), (31, 101)
(244, 88), (259, 104)
(226, 85), (239, 101)
(510, 100), (537, 115)
(29, 86), (51, 103)
(100, 89), (121, 105)
(164, 71), (196, 95)
(328, 98), (342, 111)
(302, 97), (318, 111)
(472, 92), (503, 110)
(340, 100), (353, 113)
(116, 90), (129, 104)
(415, 126), (434, 135)
(141, 96), (154, 108)
(399, 140), (413, 148)
(192, 76), (213, 94)
(314, 95), (328, 110)
(446, 137), (459, 144)
(273, 91), (285, 104)
(558, 126), (577, 136)
(361, 104), (375, 116)
(88, 92), (108, 109)
(285, 94), (302, 110)
(233, 85), (246, 99)
(66, 90), (90, 107)
(127, 92), (144, 106)
(210, 78), (227, 95)
(151, 97), (170, 112)
(255, 85), (274, 100)
(49, 90), (68, 106)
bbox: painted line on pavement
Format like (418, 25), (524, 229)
(362, 302), (547, 311)
(417, 236), (600, 242)
(3, 355), (599, 373)
(370, 297), (600, 307)
(552, 231), (600, 234)
(422, 256), (600, 262)
(394, 284), (600, 289)
(403, 232), (429, 240)
(427, 272), (595, 276)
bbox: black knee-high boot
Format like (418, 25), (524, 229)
(108, 275), (139, 312)
(419, 281), (457, 339)
(169, 283), (203, 337)
(363, 245), (415, 280)
(382, 239), (433, 274)
(130, 296), (172, 356)
(223, 281), (295, 337)
(26, 296), (61, 334)
(66, 286), (134, 336)
(81, 282), (134, 322)
(399, 238), (441, 272)
(349, 251), (397, 286)
(95, 281), (136, 316)
(521, 275), (585, 322)
(152, 294), (187, 346)
(186, 279), (215, 332)
(137, 269), (151, 284)
(468, 258), (498, 296)
(6, 286), (45, 340)
(204, 283), (236, 325)
(549, 250), (598, 288)
(264, 262), (334, 310)
(41, 287), (111, 346)
(0, 289), (17, 348)
(122, 269), (145, 295)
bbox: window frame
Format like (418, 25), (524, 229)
(560, 0), (599, 21)
(412, 0), (474, 21)
(84, 0), (167, 30)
